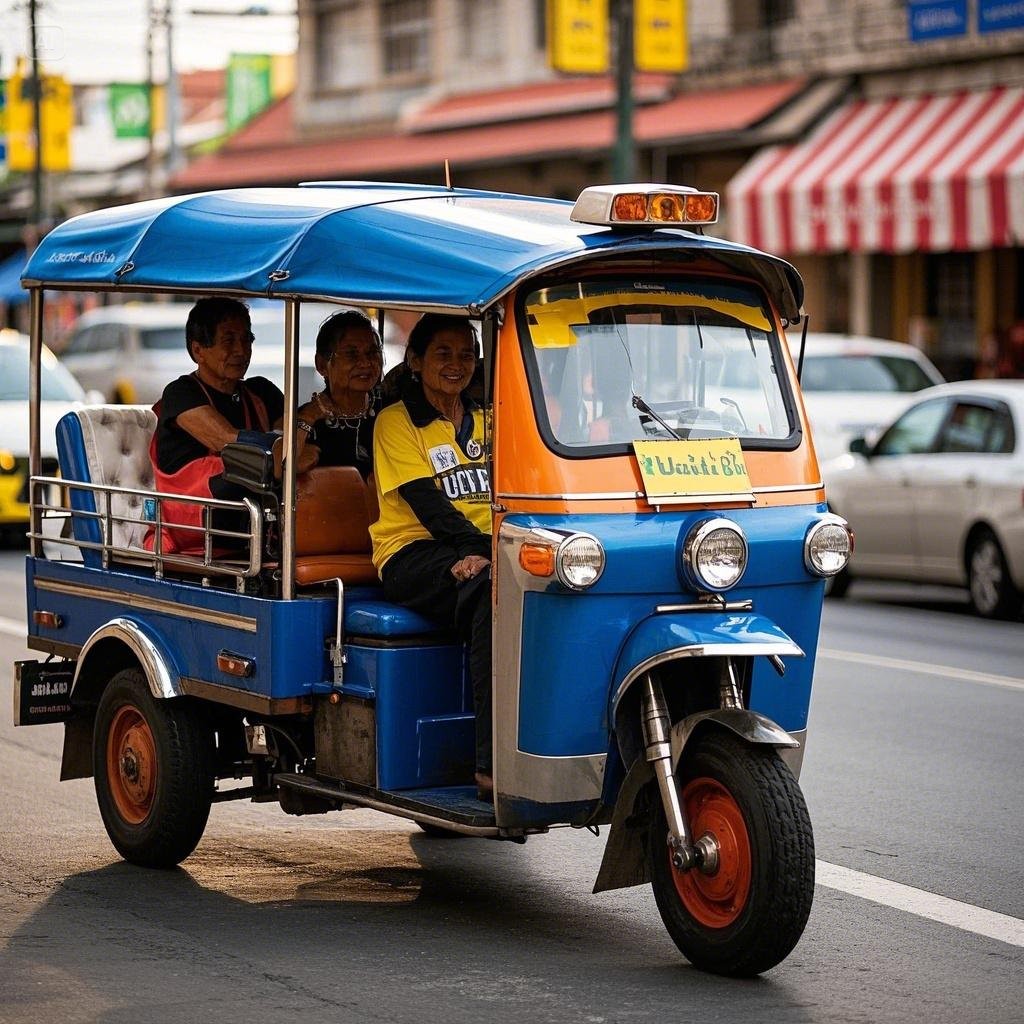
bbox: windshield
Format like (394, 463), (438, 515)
(0, 343), (85, 401)
(522, 277), (794, 449)
(800, 354), (935, 393)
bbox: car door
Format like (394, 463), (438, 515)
(912, 399), (1015, 584)
(840, 397), (950, 578)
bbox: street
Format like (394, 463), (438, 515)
(0, 548), (1021, 1024)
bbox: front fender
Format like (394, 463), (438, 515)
(611, 611), (803, 713)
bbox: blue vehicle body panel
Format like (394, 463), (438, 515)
(509, 505), (826, 757)
(22, 186), (803, 319)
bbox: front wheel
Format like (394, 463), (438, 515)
(967, 529), (1021, 620)
(648, 730), (814, 976)
(93, 668), (215, 868)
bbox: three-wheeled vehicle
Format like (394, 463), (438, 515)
(13, 181), (851, 976)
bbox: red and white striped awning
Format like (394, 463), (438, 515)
(726, 86), (1024, 255)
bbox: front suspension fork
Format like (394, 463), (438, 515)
(640, 665), (742, 874)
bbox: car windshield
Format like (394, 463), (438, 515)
(801, 354), (934, 393)
(141, 327), (187, 350)
(0, 343), (84, 401)
(521, 276), (794, 449)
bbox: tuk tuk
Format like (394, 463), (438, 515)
(13, 181), (851, 977)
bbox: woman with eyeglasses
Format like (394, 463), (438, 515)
(295, 310), (384, 479)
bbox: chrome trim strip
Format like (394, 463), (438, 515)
(33, 578), (259, 633)
(497, 481), (823, 501)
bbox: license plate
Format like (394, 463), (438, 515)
(14, 660), (75, 726)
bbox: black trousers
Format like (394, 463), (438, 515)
(381, 539), (492, 775)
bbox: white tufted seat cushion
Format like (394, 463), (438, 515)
(74, 406), (157, 550)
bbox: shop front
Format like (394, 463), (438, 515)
(726, 85), (1024, 379)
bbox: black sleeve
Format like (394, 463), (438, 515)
(160, 375), (207, 425)
(245, 376), (285, 427)
(398, 478), (491, 558)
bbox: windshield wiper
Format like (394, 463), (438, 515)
(632, 394), (681, 439)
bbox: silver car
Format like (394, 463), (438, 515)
(823, 380), (1024, 619)
(56, 302), (377, 404)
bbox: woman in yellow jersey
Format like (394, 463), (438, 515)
(370, 314), (493, 798)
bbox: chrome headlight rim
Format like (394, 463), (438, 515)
(804, 513), (853, 577)
(681, 517), (748, 593)
(555, 531), (606, 591)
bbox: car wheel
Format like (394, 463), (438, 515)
(967, 529), (1021, 620)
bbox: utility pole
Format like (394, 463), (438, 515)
(612, 0), (635, 183)
(146, 0), (157, 197)
(28, 0), (43, 235)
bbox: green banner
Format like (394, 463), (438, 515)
(227, 53), (273, 132)
(109, 82), (151, 139)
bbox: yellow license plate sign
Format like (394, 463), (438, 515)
(633, 438), (754, 503)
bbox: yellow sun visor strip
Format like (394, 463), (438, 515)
(525, 291), (773, 349)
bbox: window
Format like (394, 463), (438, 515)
(381, 0), (431, 75)
(801, 354), (936, 393)
(875, 399), (948, 456)
(939, 402), (1015, 455)
(522, 276), (795, 451)
(316, 5), (366, 91)
(460, 0), (501, 62)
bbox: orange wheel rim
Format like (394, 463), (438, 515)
(670, 776), (751, 929)
(106, 705), (157, 825)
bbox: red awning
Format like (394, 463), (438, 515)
(171, 79), (808, 192)
(726, 86), (1024, 254)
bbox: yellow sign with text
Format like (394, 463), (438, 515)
(633, 438), (753, 502)
(635, 0), (688, 73)
(548, 0), (610, 74)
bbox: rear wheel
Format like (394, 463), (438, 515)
(968, 529), (1021, 619)
(648, 730), (814, 976)
(93, 668), (215, 868)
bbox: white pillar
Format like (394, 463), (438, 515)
(849, 251), (871, 337)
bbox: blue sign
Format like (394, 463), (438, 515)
(979, 0), (1024, 33)
(908, 0), (968, 41)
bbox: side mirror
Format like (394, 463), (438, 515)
(848, 436), (870, 457)
(222, 438), (277, 493)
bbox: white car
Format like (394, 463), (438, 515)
(0, 330), (91, 540)
(823, 381), (1024, 619)
(58, 302), (398, 404)
(793, 333), (945, 462)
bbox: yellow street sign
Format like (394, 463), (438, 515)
(6, 58), (73, 173)
(548, 0), (610, 75)
(635, 0), (688, 73)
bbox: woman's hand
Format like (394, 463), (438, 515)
(451, 554), (489, 583)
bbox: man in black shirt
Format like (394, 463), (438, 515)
(148, 297), (317, 552)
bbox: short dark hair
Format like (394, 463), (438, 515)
(406, 314), (477, 359)
(315, 309), (382, 363)
(185, 297), (251, 360)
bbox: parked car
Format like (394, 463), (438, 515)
(823, 381), (1024, 619)
(794, 333), (945, 462)
(0, 330), (91, 541)
(58, 302), (398, 404)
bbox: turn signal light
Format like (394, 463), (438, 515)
(519, 542), (556, 578)
(217, 650), (255, 678)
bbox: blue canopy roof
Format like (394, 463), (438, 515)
(23, 183), (804, 320)
(0, 249), (28, 305)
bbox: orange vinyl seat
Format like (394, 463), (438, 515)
(294, 466), (379, 586)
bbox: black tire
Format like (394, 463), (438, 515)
(967, 529), (1021, 620)
(93, 668), (215, 868)
(648, 730), (815, 977)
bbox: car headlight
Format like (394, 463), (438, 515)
(804, 514), (853, 577)
(555, 533), (605, 590)
(518, 530), (605, 590)
(682, 518), (748, 592)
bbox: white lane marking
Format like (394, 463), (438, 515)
(0, 615), (25, 638)
(819, 648), (1024, 692)
(817, 860), (1024, 948)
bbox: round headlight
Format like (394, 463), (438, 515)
(555, 533), (605, 590)
(805, 515), (852, 576)
(682, 519), (748, 592)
